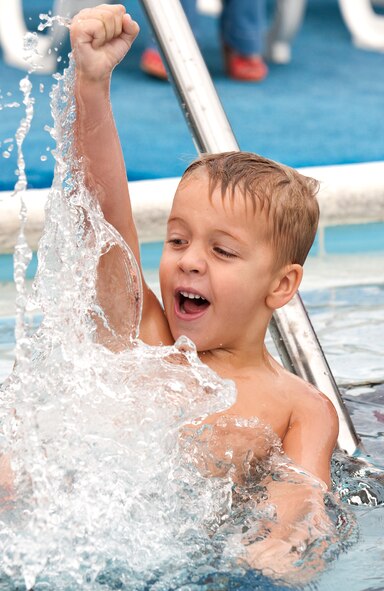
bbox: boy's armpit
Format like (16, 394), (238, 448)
(139, 286), (174, 346)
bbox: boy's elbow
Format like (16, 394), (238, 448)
(320, 394), (339, 450)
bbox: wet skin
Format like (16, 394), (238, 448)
(159, 170), (279, 358)
(156, 171), (336, 486)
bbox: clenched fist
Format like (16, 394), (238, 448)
(70, 4), (139, 81)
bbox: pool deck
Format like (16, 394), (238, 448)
(1, 160), (384, 254)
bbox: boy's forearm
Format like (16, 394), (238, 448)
(74, 73), (137, 247)
(69, 5), (141, 257)
(244, 474), (334, 582)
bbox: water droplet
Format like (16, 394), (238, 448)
(39, 84), (45, 93)
(40, 155), (47, 162)
(2, 151), (11, 159)
(23, 32), (39, 54)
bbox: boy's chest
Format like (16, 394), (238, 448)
(212, 375), (292, 442)
(196, 358), (295, 467)
(193, 378), (289, 481)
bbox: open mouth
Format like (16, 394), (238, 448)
(176, 290), (210, 316)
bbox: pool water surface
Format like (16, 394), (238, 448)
(0, 227), (383, 591)
(1, 245), (383, 462)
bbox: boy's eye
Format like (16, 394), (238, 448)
(167, 238), (186, 246)
(214, 247), (236, 258)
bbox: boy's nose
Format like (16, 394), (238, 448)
(177, 247), (207, 274)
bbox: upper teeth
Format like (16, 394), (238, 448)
(180, 291), (206, 300)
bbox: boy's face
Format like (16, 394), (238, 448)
(159, 171), (279, 354)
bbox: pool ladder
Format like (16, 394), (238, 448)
(140, 0), (362, 457)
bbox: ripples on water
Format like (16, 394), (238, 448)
(0, 29), (383, 591)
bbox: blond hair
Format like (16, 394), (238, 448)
(182, 151), (320, 268)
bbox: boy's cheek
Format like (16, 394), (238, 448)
(159, 252), (175, 281)
(158, 261), (172, 303)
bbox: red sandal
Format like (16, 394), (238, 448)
(140, 48), (168, 80)
(224, 45), (268, 82)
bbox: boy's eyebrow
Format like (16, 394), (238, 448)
(167, 217), (250, 246)
(213, 229), (251, 248)
(167, 216), (187, 226)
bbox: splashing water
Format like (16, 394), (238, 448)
(0, 34), (360, 591)
(38, 12), (72, 34)
(12, 73), (34, 363)
(0, 50), (237, 590)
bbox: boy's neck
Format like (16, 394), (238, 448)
(198, 341), (275, 375)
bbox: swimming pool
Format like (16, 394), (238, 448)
(2, 220), (383, 382)
(1, 217), (383, 590)
(1, 143), (384, 590)
(2, 6), (380, 588)
(2, 221), (384, 447)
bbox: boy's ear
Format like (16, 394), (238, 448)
(266, 264), (303, 310)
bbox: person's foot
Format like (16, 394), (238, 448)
(140, 48), (168, 80)
(224, 45), (268, 82)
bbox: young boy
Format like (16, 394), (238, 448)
(70, 3), (339, 578)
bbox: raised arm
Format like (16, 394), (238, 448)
(70, 4), (140, 261)
(70, 5), (171, 345)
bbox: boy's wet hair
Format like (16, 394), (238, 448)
(182, 151), (320, 268)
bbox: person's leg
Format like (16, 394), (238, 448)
(181, 0), (199, 34)
(220, 0), (268, 81)
(221, 0), (266, 55)
(141, 0), (199, 79)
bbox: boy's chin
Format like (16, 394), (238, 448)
(171, 331), (220, 356)
(170, 327), (204, 352)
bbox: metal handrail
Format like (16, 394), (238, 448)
(140, 0), (362, 456)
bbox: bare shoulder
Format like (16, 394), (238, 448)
(279, 364), (338, 423)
